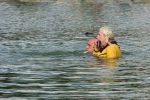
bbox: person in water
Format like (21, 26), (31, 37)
(85, 37), (97, 53)
(93, 26), (122, 58)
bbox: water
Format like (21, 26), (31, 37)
(0, 1), (150, 100)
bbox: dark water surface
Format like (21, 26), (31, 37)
(0, 1), (150, 100)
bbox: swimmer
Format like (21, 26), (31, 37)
(85, 37), (98, 53)
(94, 26), (122, 58)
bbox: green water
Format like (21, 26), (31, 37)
(0, 1), (150, 100)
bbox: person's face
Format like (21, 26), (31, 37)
(86, 40), (95, 52)
(97, 31), (106, 45)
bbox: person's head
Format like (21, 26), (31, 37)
(86, 38), (97, 52)
(96, 26), (114, 46)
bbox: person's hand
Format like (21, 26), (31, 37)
(96, 40), (101, 49)
(93, 39), (101, 52)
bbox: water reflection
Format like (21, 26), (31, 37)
(83, 56), (121, 94)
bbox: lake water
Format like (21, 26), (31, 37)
(0, 1), (150, 100)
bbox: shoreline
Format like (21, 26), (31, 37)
(0, 0), (150, 4)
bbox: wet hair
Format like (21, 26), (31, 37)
(88, 37), (97, 44)
(99, 26), (114, 43)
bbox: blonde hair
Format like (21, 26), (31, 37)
(99, 26), (114, 43)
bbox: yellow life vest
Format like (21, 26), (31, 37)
(93, 44), (122, 59)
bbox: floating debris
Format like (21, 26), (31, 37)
(83, 51), (88, 53)
(84, 32), (94, 35)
